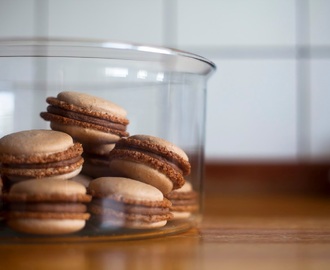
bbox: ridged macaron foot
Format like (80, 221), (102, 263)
(87, 177), (173, 229)
(40, 91), (129, 144)
(2, 178), (92, 235)
(108, 135), (191, 194)
(0, 130), (83, 189)
(165, 181), (199, 219)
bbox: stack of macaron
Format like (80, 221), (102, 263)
(40, 91), (129, 178)
(2, 178), (91, 235)
(0, 129), (84, 191)
(0, 90), (198, 235)
(85, 134), (195, 229)
(0, 129), (91, 235)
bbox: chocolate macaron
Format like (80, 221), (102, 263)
(81, 143), (116, 178)
(165, 181), (199, 219)
(40, 91), (129, 144)
(88, 177), (173, 229)
(108, 135), (191, 194)
(2, 178), (91, 235)
(0, 130), (83, 188)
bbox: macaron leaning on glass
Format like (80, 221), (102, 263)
(2, 178), (91, 235)
(165, 181), (199, 219)
(108, 135), (191, 195)
(87, 177), (173, 229)
(0, 129), (83, 190)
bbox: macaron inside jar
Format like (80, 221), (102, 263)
(2, 178), (92, 235)
(108, 135), (191, 194)
(40, 91), (129, 144)
(87, 177), (173, 229)
(0, 129), (83, 190)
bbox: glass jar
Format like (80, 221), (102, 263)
(0, 39), (215, 242)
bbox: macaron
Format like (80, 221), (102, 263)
(0, 130), (83, 187)
(2, 178), (92, 235)
(40, 91), (129, 144)
(108, 135), (191, 194)
(87, 177), (173, 229)
(81, 143), (115, 178)
(165, 181), (199, 219)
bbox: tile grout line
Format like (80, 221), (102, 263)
(295, 0), (311, 161)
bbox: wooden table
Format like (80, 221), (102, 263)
(1, 180), (330, 270)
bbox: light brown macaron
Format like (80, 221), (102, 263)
(40, 91), (129, 144)
(108, 135), (191, 195)
(2, 178), (92, 235)
(87, 177), (173, 229)
(165, 181), (199, 219)
(0, 130), (83, 186)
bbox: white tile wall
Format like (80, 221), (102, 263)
(309, 0), (330, 45)
(206, 59), (297, 160)
(47, 0), (164, 44)
(0, 0), (36, 37)
(0, 0), (329, 161)
(177, 0), (296, 47)
(310, 60), (330, 159)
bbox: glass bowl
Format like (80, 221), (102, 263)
(0, 39), (216, 242)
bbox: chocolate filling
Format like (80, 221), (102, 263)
(109, 148), (183, 174)
(2, 155), (83, 169)
(89, 203), (173, 223)
(47, 105), (127, 131)
(109, 148), (185, 188)
(7, 202), (87, 213)
(111, 139), (191, 176)
(91, 198), (170, 216)
(169, 198), (198, 206)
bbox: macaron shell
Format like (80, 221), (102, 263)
(129, 135), (189, 161)
(50, 122), (121, 144)
(88, 177), (164, 202)
(0, 130), (74, 155)
(89, 213), (168, 229)
(121, 219), (167, 229)
(171, 212), (191, 219)
(9, 178), (87, 197)
(175, 181), (192, 192)
(88, 203), (171, 229)
(2, 161), (83, 180)
(7, 218), (87, 235)
(57, 91), (127, 118)
(108, 160), (174, 195)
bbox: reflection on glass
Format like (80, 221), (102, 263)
(137, 70), (148, 79)
(105, 67), (128, 78)
(0, 91), (14, 137)
(156, 72), (164, 82)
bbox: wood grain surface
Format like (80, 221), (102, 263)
(1, 176), (330, 270)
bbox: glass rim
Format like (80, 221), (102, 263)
(0, 38), (216, 76)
